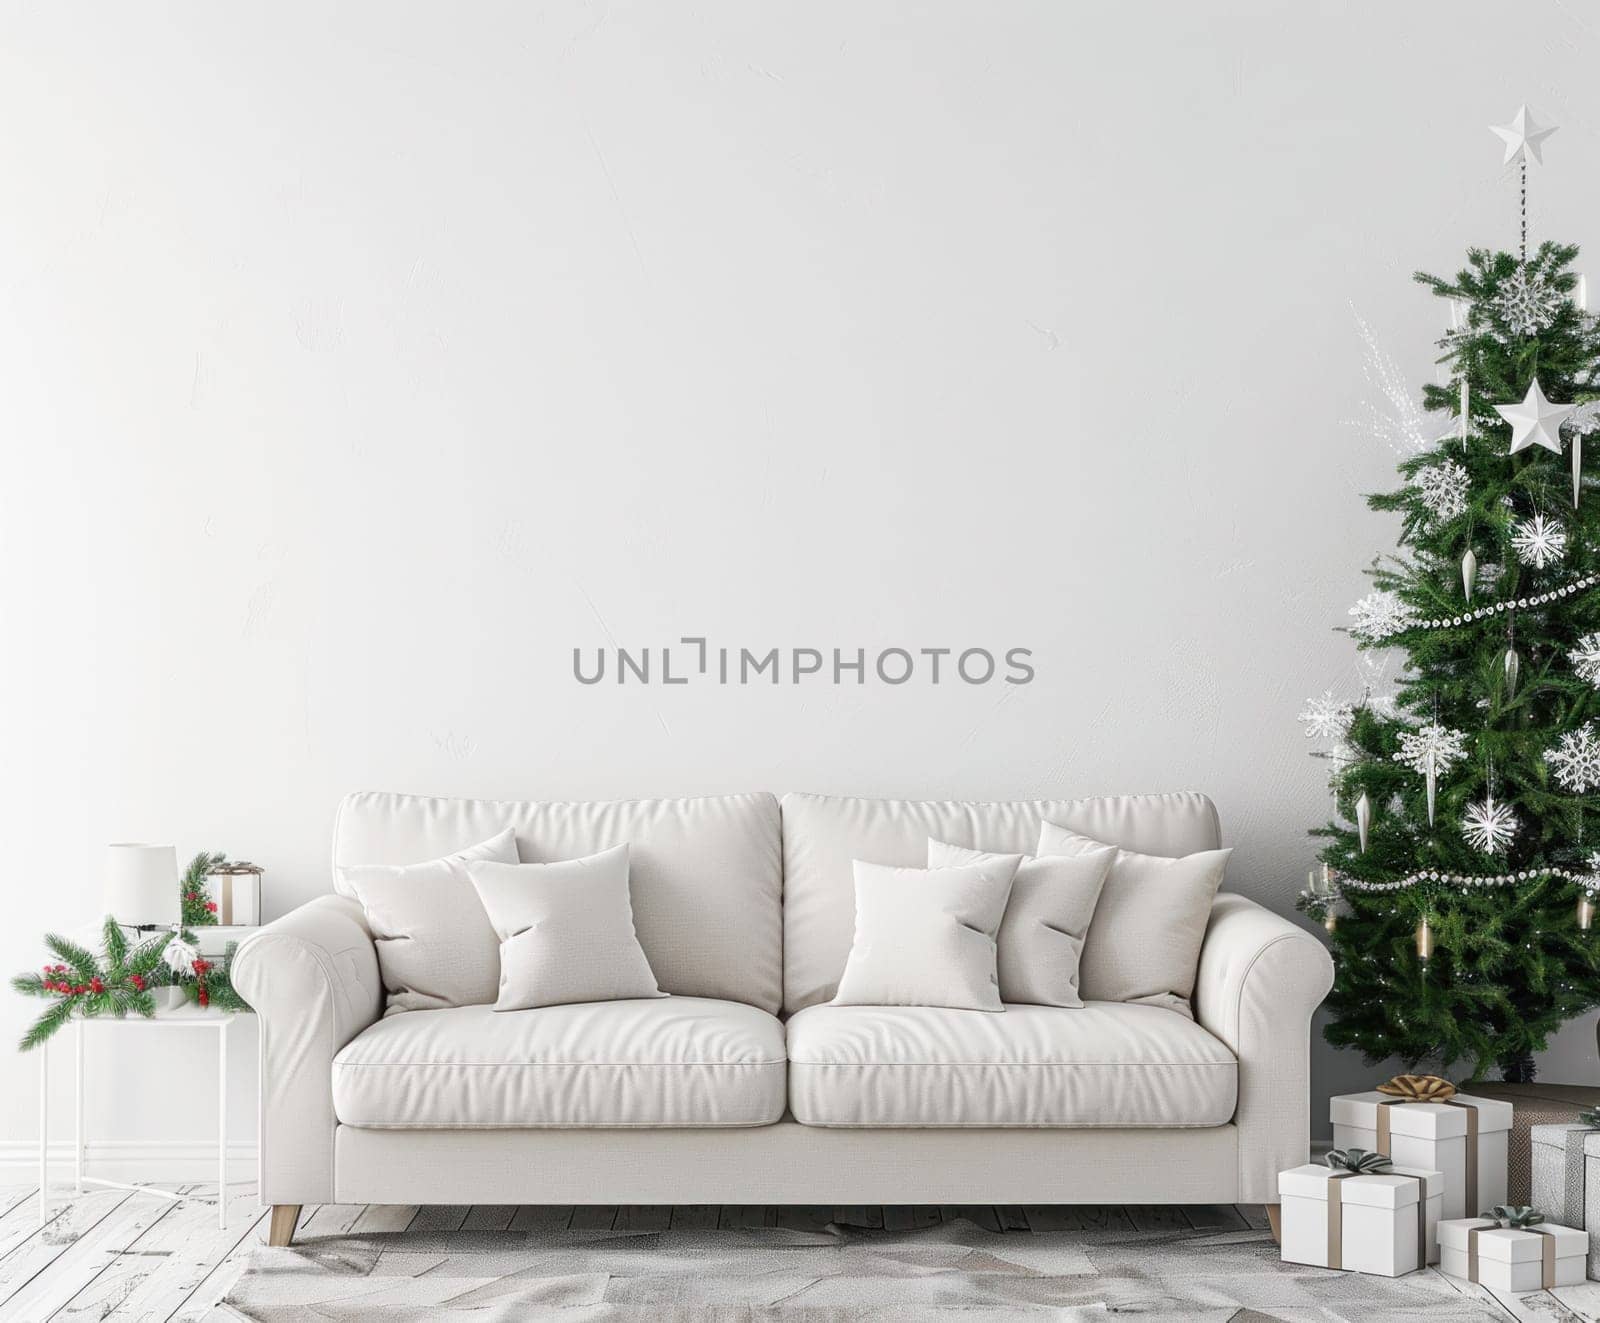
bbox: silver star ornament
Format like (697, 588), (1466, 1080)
(1490, 104), (1557, 166)
(1495, 378), (1575, 455)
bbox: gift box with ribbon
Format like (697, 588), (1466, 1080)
(1530, 1113), (1599, 1230)
(1279, 1149), (1443, 1277)
(1438, 1206), (1586, 1293)
(1331, 1075), (1512, 1221)
(205, 861), (263, 927)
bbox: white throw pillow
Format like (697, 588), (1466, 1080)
(928, 838), (1113, 1008)
(831, 857), (1020, 1012)
(1035, 821), (1230, 1017)
(340, 827), (519, 1016)
(466, 844), (665, 1011)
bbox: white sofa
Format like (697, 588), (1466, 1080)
(233, 790), (1333, 1245)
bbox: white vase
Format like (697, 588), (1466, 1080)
(152, 985), (187, 1011)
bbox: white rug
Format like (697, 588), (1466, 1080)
(225, 1216), (1506, 1321)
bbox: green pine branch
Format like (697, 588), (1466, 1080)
(20, 1000), (76, 1052)
(180, 851), (227, 928)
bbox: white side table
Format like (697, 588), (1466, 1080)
(37, 1006), (237, 1229)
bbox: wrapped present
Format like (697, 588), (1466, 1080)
(206, 860), (263, 926)
(1530, 1113), (1600, 1229)
(1279, 1149), (1443, 1277)
(1331, 1075), (1511, 1220)
(1590, 1131), (1600, 1279)
(1468, 1083), (1600, 1204)
(1438, 1207), (1586, 1293)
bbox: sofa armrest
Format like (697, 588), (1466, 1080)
(1193, 893), (1333, 1204)
(232, 895), (382, 1205)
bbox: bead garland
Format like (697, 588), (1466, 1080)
(1333, 866), (1593, 893)
(1413, 573), (1600, 630)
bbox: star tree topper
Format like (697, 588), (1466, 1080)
(1490, 104), (1557, 166)
(1495, 378), (1575, 455)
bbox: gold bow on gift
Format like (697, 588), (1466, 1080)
(1375, 1073), (1457, 1102)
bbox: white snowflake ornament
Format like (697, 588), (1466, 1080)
(1495, 266), (1565, 339)
(1349, 590), (1416, 642)
(1299, 691), (1353, 742)
(1394, 722), (1469, 827)
(1414, 461), (1470, 521)
(1570, 632), (1600, 686)
(1546, 723), (1600, 792)
(1393, 723), (1469, 776)
(1511, 513), (1567, 568)
(1462, 794), (1519, 854)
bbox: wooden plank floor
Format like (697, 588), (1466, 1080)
(1, 1184), (1587, 1320)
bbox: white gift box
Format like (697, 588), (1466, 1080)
(1279, 1163), (1443, 1276)
(206, 865), (261, 926)
(1331, 1091), (1511, 1220)
(1438, 1217), (1586, 1293)
(1530, 1123), (1594, 1229)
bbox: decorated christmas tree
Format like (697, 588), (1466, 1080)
(1299, 106), (1600, 1082)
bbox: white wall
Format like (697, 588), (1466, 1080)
(2, 1), (1596, 1166)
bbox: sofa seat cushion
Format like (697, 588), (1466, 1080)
(333, 997), (786, 1128)
(786, 1002), (1237, 1128)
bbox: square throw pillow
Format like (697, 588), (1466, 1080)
(928, 838), (1114, 1008)
(340, 827), (519, 1016)
(831, 857), (1020, 1012)
(1035, 820), (1231, 1017)
(466, 843), (665, 1011)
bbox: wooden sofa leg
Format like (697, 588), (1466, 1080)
(268, 1205), (301, 1247)
(1265, 1204), (1282, 1244)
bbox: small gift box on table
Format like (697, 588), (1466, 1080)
(206, 861), (263, 926)
(1530, 1114), (1599, 1229)
(1279, 1149), (1443, 1277)
(1438, 1207), (1586, 1293)
(1331, 1074), (1511, 1221)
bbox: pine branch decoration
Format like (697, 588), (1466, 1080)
(180, 851), (226, 928)
(10, 921), (175, 1050)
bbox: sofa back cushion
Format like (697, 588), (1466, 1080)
(780, 791), (1222, 1013)
(333, 791), (783, 1014)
